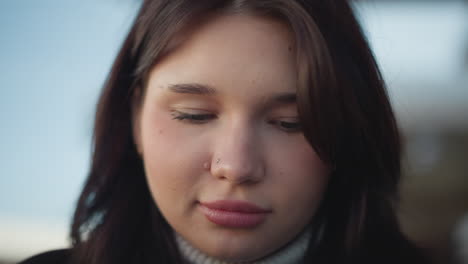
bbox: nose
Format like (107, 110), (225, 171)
(210, 120), (264, 185)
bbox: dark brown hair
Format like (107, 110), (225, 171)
(70, 0), (427, 263)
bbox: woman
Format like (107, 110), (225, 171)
(21, 0), (428, 263)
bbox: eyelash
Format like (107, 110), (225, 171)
(171, 111), (216, 123)
(268, 120), (302, 133)
(171, 111), (301, 133)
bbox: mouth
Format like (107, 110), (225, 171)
(198, 200), (271, 228)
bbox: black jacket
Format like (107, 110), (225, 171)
(19, 249), (70, 264)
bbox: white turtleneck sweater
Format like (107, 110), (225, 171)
(175, 231), (310, 264)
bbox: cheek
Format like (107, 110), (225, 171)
(269, 133), (328, 182)
(139, 108), (208, 210)
(140, 106), (207, 169)
(268, 137), (329, 218)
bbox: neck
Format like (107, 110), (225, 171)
(175, 230), (310, 264)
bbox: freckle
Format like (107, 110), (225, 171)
(288, 45), (292, 52)
(158, 129), (163, 134)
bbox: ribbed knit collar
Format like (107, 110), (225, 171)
(175, 230), (310, 264)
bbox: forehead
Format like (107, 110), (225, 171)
(147, 14), (297, 96)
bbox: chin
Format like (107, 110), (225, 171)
(198, 237), (274, 262)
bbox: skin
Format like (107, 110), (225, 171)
(133, 14), (329, 262)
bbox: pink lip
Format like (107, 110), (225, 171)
(199, 200), (271, 228)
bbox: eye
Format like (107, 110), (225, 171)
(171, 110), (216, 124)
(268, 119), (302, 133)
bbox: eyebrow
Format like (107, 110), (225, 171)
(167, 82), (296, 104)
(167, 83), (216, 95)
(271, 92), (296, 104)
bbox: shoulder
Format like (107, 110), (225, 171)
(18, 249), (71, 264)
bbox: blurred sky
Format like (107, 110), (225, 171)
(0, 0), (467, 261)
(354, 1), (468, 130)
(0, 0), (140, 260)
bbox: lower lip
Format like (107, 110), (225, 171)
(199, 204), (268, 228)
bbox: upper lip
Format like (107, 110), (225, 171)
(199, 200), (271, 213)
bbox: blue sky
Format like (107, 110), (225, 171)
(0, 0), (140, 223)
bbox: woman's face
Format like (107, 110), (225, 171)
(134, 14), (329, 261)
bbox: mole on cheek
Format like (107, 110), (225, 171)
(159, 129), (164, 135)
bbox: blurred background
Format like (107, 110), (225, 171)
(0, 0), (467, 263)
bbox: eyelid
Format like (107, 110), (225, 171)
(168, 96), (219, 110)
(170, 109), (216, 124)
(272, 116), (299, 121)
(169, 96), (217, 107)
(169, 103), (218, 114)
(172, 107), (212, 113)
(268, 116), (302, 133)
